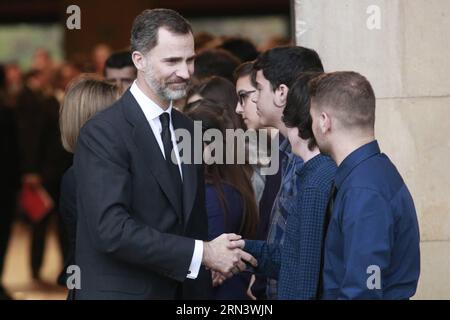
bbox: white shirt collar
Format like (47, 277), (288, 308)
(130, 80), (173, 121)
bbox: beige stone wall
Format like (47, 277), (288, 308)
(294, 0), (450, 299)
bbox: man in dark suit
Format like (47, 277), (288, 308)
(73, 8), (256, 300)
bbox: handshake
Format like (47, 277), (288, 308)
(202, 233), (257, 286)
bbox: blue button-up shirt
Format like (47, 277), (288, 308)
(265, 137), (304, 298)
(322, 140), (420, 300)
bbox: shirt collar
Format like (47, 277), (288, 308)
(279, 136), (293, 158)
(334, 140), (380, 189)
(296, 154), (330, 177)
(130, 80), (173, 121)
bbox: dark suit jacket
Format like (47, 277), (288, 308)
(73, 89), (211, 299)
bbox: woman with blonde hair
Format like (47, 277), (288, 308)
(60, 75), (119, 152)
(58, 75), (119, 299)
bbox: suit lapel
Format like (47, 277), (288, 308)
(122, 91), (183, 220)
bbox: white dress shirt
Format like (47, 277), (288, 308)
(130, 81), (203, 280)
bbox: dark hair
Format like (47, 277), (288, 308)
(309, 71), (376, 129)
(233, 61), (257, 87)
(283, 72), (323, 151)
(104, 51), (135, 71)
(24, 69), (42, 81)
(186, 76), (243, 129)
(253, 46), (324, 91)
(194, 49), (241, 82)
(131, 8), (192, 54)
(194, 32), (215, 52)
(218, 37), (259, 63)
(185, 102), (258, 238)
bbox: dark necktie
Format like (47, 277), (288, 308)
(159, 112), (183, 204)
(316, 183), (337, 299)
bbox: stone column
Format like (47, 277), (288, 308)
(293, 0), (450, 299)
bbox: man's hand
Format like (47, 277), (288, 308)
(202, 234), (257, 278)
(229, 237), (245, 250)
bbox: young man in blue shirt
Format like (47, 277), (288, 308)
(250, 46), (324, 299)
(241, 73), (337, 299)
(309, 71), (420, 299)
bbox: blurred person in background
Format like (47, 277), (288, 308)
(3, 63), (23, 109)
(185, 76), (243, 129)
(31, 48), (54, 72)
(218, 37), (259, 63)
(194, 32), (219, 53)
(58, 75), (120, 299)
(15, 69), (72, 282)
(31, 48), (58, 98)
(53, 62), (82, 103)
(0, 65), (20, 300)
(185, 101), (258, 300)
(258, 36), (293, 53)
(193, 48), (241, 82)
(104, 51), (137, 94)
(91, 43), (112, 76)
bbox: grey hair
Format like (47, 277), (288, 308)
(130, 8), (193, 54)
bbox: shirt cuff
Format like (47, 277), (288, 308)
(187, 240), (203, 279)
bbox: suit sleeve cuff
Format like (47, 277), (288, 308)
(187, 240), (203, 279)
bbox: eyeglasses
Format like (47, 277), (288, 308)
(238, 90), (256, 106)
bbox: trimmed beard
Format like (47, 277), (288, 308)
(143, 66), (188, 101)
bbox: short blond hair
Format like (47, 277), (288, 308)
(60, 75), (119, 153)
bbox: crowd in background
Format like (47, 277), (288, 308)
(0, 33), (290, 300)
(0, 8), (420, 301)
